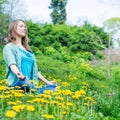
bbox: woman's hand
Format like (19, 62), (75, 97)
(17, 72), (26, 80)
(10, 64), (26, 80)
(47, 81), (57, 85)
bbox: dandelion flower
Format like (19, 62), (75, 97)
(27, 105), (35, 112)
(5, 110), (16, 118)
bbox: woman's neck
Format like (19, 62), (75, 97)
(13, 37), (22, 46)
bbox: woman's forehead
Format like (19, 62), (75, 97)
(17, 21), (26, 26)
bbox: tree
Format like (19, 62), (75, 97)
(104, 17), (120, 79)
(104, 17), (120, 48)
(0, 0), (9, 44)
(49, 0), (67, 24)
(2, 0), (27, 22)
(0, 0), (7, 13)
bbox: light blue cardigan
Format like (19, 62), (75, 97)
(3, 43), (38, 86)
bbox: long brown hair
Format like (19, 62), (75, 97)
(7, 19), (30, 50)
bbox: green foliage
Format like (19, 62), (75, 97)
(95, 51), (105, 60)
(74, 52), (94, 61)
(83, 22), (110, 48)
(49, 0), (67, 24)
(44, 46), (62, 60)
(26, 21), (109, 56)
(104, 17), (120, 47)
(0, 0), (7, 12)
(0, 13), (9, 44)
(30, 46), (42, 55)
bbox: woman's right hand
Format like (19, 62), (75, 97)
(17, 72), (26, 80)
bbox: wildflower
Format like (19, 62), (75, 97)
(4, 95), (12, 99)
(50, 101), (59, 105)
(22, 84), (27, 87)
(5, 110), (16, 118)
(30, 88), (36, 92)
(30, 80), (34, 83)
(61, 104), (67, 109)
(72, 95), (80, 99)
(5, 81), (10, 85)
(79, 89), (86, 95)
(42, 114), (54, 119)
(62, 111), (67, 115)
(92, 101), (96, 104)
(43, 94), (52, 99)
(81, 82), (87, 85)
(85, 97), (92, 100)
(66, 102), (73, 106)
(16, 100), (22, 104)
(44, 90), (53, 95)
(62, 90), (73, 96)
(15, 86), (21, 89)
(27, 105), (35, 112)
(84, 103), (89, 106)
(55, 96), (64, 101)
(62, 82), (69, 86)
(14, 93), (25, 97)
(12, 105), (26, 112)
(4, 91), (10, 94)
(29, 94), (34, 98)
(81, 86), (87, 89)
(8, 102), (17, 105)
(0, 86), (7, 91)
(36, 85), (42, 89)
(0, 95), (3, 98)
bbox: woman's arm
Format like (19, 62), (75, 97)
(38, 72), (56, 85)
(10, 64), (26, 79)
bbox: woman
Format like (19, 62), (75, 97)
(3, 19), (56, 91)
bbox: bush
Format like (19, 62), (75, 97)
(95, 51), (105, 60)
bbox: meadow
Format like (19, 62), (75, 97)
(0, 45), (120, 120)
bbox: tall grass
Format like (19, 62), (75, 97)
(0, 46), (120, 119)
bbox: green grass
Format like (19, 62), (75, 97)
(0, 45), (120, 119)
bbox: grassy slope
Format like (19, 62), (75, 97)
(0, 45), (120, 119)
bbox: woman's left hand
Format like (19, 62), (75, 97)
(47, 81), (57, 85)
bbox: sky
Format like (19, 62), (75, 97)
(24, 0), (120, 27)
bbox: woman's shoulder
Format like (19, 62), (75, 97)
(4, 42), (17, 49)
(3, 43), (18, 52)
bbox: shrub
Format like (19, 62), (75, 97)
(96, 51), (105, 60)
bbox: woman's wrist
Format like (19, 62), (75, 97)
(16, 72), (26, 80)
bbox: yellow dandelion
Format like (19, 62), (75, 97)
(81, 82), (87, 85)
(55, 96), (64, 101)
(4, 95), (12, 99)
(0, 86), (7, 91)
(42, 114), (54, 119)
(36, 85), (42, 89)
(8, 102), (17, 105)
(5, 110), (16, 118)
(0, 95), (3, 98)
(12, 105), (26, 112)
(15, 86), (21, 89)
(62, 82), (69, 86)
(84, 103), (89, 106)
(27, 105), (35, 112)
(62, 111), (67, 115)
(22, 84), (27, 87)
(66, 102), (73, 106)
(4, 91), (10, 94)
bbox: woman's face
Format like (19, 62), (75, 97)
(15, 21), (27, 38)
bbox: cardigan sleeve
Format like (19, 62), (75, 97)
(3, 44), (17, 67)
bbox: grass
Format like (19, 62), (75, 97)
(0, 45), (120, 119)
